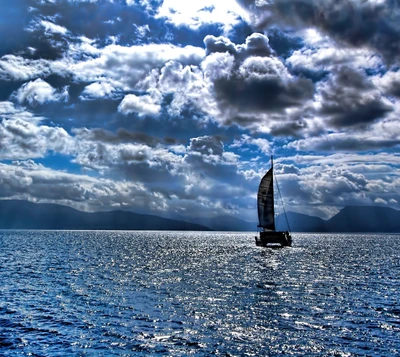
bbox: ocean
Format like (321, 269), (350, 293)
(0, 231), (399, 356)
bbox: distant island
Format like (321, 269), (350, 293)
(0, 199), (399, 232)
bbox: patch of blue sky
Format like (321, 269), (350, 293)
(35, 154), (85, 175)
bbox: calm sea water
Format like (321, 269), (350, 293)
(0, 231), (399, 356)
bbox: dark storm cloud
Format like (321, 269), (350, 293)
(203, 33), (314, 123)
(267, 28), (304, 59)
(386, 79), (400, 97)
(237, 0), (400, 63)
(377, 70), (400, 98)
(212, 64), (313, 113)
(317, 66), (393, 128)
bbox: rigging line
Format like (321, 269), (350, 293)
(274, 173), (291, 233)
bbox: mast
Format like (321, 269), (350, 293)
(270, 155), (275, 230)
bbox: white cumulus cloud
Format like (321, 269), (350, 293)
(118, 93), (161, 116)
(11, 79), (69, 105)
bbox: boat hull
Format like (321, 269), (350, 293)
(255, 231), (292, 247)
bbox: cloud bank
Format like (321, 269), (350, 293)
(0, 0), (399, 221)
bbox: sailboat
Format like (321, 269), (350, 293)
(255, 156), (292, 247)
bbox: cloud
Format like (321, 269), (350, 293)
(202, 46), (314, 126)
(0, 117), (73, 160)
(237, 0), (400, 63)
(284, 152), (400, 167)
(313, 66), (393, 129)
(287, 115), (400, 152)
(71, 129), (184, 174)
(273, 154), (400, 218)
(0, 101), (45, 123)
(2, 19), (315, 135)
(156, 0), (249, 32)
(1, 37), (205, 99)
(213, 55), (312, 112)
(39, 20), (69, 35)
(287, 42), (383, 77)
(72, 127), (166, 147)
(71, 43), (205, 88)
(0, 101), (24, 117)
(0, 160), (154, 213)
(157, 60), (211, 116)
(67, 131), (257, 219)
(204, 32), (274, 60)
(127, 33), (315, 132)
(374, 70), (400, 98)
(231, 134), (271, 155)
(125, 33), (312, 132)
(188, 135), (224, 157)
(80, 80), (120, 100)
(118, 93), (161, 116)
(183, 136), (244, 187)
(0, 55), (56, 81)
(11, 78), (69, 105)
(1, 0), (399, 221)
(0, 122), (197, 216)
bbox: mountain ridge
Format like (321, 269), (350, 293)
(279, 205), (400, 233)
(324, 205), (400, 233)
(0, 200), (399, 232)
(0, 200), (211, 231)
(199, 206), (400, 233)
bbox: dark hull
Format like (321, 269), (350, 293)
(255, 231), (292, 247)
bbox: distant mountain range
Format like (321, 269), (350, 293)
(0, 200), (399, 232)
(0, 200), (210, 231)
(275, 211), (326, 232)
(324, 206), (400, 233)
(188, 206), (400, 233)
(276, 206), (400, 233)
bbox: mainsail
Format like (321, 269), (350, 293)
(257, 167), (275, 231)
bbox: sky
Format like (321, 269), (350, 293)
(0, 0), (400, 222)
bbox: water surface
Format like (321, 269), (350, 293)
(0, 231), (399, 356)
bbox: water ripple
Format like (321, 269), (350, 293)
(0, 231), (399, 356)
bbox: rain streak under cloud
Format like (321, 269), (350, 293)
(0, 0), (399, 221)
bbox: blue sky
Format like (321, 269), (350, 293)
(0, 0), (399, 221)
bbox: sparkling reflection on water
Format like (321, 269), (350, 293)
(0, 231), (399, 356)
